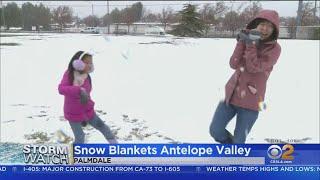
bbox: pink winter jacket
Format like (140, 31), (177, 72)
(225, 10), (282, 111)
(58, 70), (95, 122)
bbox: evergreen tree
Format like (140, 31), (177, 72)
(0, 7), (4, 27)
(3, 2), (22, 29)
(36, 4), (51, 30)
(171, 4), (206, 37)
(21, 2), (35, 30)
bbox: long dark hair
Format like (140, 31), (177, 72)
(67, 51), (92, 85)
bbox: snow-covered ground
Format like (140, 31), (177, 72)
(1, 33), (319, 144)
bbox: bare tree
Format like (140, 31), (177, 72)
(239, 1), (262, 26)
(200, 4), (214, 24)
(291, 1), (319, 38)
(199, 2), (228, 36)
(223, 11), (242, 36)
(52, 6), (73, 32)
(122, 7), (135, 33)
(300, 1), (319, 26)
(287, 17), (297, 38)
(82, 15), (100, 27)
(158, 7), (174, 30)
(102, 13), (111, 27)
(220, 1), (248, 36)
(110, 8), (121, 32)
(200, 2), (228, 24)
(142, 10), (158, 22)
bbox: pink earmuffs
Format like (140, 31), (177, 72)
(72, 51), (91, 71)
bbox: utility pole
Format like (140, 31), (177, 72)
(92, 3), (94, 17)
(107, 0), (110, 34)
(295, 0), (303, 38)
(314, 0), (317, 20)
(91, 3), (94, 27)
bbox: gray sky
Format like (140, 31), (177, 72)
(2, 1), (319, 18)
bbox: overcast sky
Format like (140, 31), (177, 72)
(2, 1), (320, 18)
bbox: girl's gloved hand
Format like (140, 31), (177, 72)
(236, 29), (250, 42)
(248, 30), (261, 44)
(237, 29), (261, 45)
(80, 87), (89, 104)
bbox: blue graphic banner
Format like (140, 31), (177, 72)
(1, 144), (319, 179)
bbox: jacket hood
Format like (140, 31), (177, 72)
(246, 10), (280, 41)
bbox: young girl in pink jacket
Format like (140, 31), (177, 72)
(210, 10), (281, 144)
(58, 51), (118, 144)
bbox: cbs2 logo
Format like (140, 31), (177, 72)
(267, 144), (294, 160)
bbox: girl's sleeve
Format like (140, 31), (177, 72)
(58, 72), (81, 97)
(243, 43), (281, 73)
(229, 41), (246, 70)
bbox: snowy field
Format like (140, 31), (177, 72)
(0, 33), (319, 144)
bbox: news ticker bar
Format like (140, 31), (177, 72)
(72, 157), (265, 165)
(1, 165), (320, 174)
(1, 143), (320, 165)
